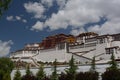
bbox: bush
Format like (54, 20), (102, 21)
(65, 56), (77, 80)
(36, 65), (46, 80)
(22, 64), (36, 80)
(22, 75), (36, 80)
(13, 69), (21, 80)
(43, 76), (50, 80)
(50, 59), (58, 80)
(76, 71), (99, 80)
(0, 57), (14, 80)
(59, 72), (67, 80)
(102, 53), (120, 80)
(102, 69), (120, 80)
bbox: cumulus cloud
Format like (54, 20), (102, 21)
(15, 16), (21, 20)
(88, 19), (120, 35)
(31, 21), (44, 31)
(41, 0), (67, 9)
(41, 0), (54, 7)
(22, 19), (27, 23)
(24, 2), (45, 19)
(70, 27), (85, 36)
(6, 15), (27, 23)
(0, 40), (13, 57)
(56, 0), (68, 9)
(6, 16), (14, 21)
(28, 0), (120, 35)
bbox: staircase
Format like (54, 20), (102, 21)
(72, 52), (92, 60)
(30, 57), (40, 67)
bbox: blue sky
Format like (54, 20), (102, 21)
(0, 0), (120, 57)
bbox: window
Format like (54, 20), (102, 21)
(58, 43), (65, 50)
(106, 49), (110, 54)
(110, 48), (114, 54)
(114, 35), (120, 41)
(99, 39), (104, 44)
(106, 48), (114, 54)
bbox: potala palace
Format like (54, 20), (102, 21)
(10, 32), (120, 67)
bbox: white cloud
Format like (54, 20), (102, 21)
(44, 0), (101, 31)
(70, 27), (85, 36)
(40, 0), (67, 9)
(45, 11), (69, 30)
(6, 16), (14, 21)
(88, 19), (120, 35)
(29, 0), (120, 35)
(6, 15), (27, 23)
(16, 16), (21, 20)
(88, 25), (101, 34)
(22, 19), (27, 23)
(24, 2), (45, 18)
(41, 0), (54, 7)
(0, 40), (13, 57)
(31, 21), (44, 31)
(56, 0), (68, 9)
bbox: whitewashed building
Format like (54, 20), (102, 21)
(10, 32), (120, 66)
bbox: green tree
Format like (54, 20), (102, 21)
(0, 70), (5, 80)
(0, 0), (12, 17)
(89, 56), (96, 72)
(51, 59), (58, 80)
(0, 57), (14, 73)
(36, 64), (45, 80)
(108, 53), (118, 70)
(13, 69), (21, 80)
(0, 57), (14, 80)
(65, 55), (77, 80)
(26, 64), (32, 76)
(2, 72), (11, 80)
(102, 53), (120, 80)
(86, 56), (99, 80)
(22, 64), (36, 80)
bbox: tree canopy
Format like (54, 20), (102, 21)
(0, 57), (14, 73)
(51, 59), (58, 80)
(65, 55), (77, 80)
(0, 57), (14, 80)
(13, 69), (21, 80)
(108, 53), (118, 70)
(36, 64), (46, 80)
(89, 56), (96, 72)
(0, 0), (12, 17)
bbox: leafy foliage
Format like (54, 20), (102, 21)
(0, 70), (4, 80)
(108, 53), (118, 70)
(22, 64), (36, 80)
(50, 59), (58, 80)
(0, 57), (14, 80)
(26, 64), (32, 76)
(2, 72), (11, 80)
(0, 0), (12, 17)
(22, 75), (36, 80)
(65, 55), (77, 80)
(36, 64), (46, 80)
(58, 72), (67, 80)
(13, 69), (21, 80)
(102, 53), (120, 80)
(102, 69), (120, 80)
(89, 56), (96, 72)
(76, 72), (99, 80)
(0, 57), (14, 73)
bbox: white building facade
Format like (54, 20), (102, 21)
(10, 32), (120, 66)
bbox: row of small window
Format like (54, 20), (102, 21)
(58, 43), (65, 50)
(85, 38), (106, 44)
(106, 48), (115, 54)
(85, 39), (96, 43)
